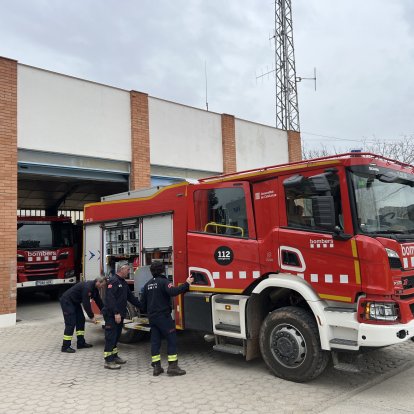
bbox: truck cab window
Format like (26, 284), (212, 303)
(194, 187), (249, 238)
(284, 174), (342, 231)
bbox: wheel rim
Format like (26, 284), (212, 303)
(269, 323), (307, 368)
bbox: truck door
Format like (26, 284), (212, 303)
(187, 181), (260, 292)
(278, 167), (360, 303)
(83, 223), (102, 280)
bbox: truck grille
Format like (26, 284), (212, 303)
(27, 275), (56, 282)
(26, 263), (59, 271)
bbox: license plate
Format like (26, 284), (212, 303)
(35, 280), (53, 286)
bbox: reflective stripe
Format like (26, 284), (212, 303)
(112, 347), (118, 355)
(151, 355), (161, 362)
(63, 335), (72, 341)
(76, 330), (85, 336)
(104, 352), (112, 358)
(168, 354), (178, 362)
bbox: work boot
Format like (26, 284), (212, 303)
(61, 346), (76, 353)
(104, 361), (121, 370)
(167, 361), (186, 376)
(152, 362), (164, 376)
(77, 342), (93, 349)
(113, 355), (127, 365)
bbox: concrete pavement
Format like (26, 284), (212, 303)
(0, 294), (413, 413)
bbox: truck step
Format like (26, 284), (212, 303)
(213, 344), (245, 355)
(215, 323), (241, 333)
(330, 338), (358, 348)
(324, 307), (355, 313)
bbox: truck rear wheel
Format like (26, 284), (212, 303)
(119, 302), (147, 344)
(259, 306), (329, 382)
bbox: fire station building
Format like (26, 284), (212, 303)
(0, 55), (301, 327)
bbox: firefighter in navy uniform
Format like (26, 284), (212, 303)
(141, 261), (193, 376)
(103, 263), (141, 370)
(60, 277), (106, 353)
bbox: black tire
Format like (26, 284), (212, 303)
(259, 306), (329, 382)
(119, 302), (147, 344)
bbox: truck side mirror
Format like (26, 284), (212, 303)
(311, 196), (335, 229)
(283, 174), (304, 188)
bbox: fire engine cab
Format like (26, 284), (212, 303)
(83, 153), (414, 382)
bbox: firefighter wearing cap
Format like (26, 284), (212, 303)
(60, 277), (106, 353)
(103, 263), (141, 370)
(141, 261), (193, 376)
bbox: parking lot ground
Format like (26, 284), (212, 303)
(0, 294), (413, 413)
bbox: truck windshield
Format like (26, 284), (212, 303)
(17, 221), (73, 249)
(349, 165), (414, 235)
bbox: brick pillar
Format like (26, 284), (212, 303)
(287, 130), (302, 162)
(130, 91), (151, 190)
(221, 114), (237, 174)
(0, 56), (17, 327)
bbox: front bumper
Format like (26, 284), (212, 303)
(358, 319), (414, 347)
(17, 277), (77, 289)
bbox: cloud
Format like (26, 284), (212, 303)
(1, 0), (414, 151)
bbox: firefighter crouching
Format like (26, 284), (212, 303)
(103, 262), (141, 370)
(141, 261), (194, 376)
(60, 277), (106, 353)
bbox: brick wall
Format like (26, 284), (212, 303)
(0, 56), (17, 321)
(287, 130), (302, 162)
(221, 114), (237, 174)
(130, 91), (151, 190)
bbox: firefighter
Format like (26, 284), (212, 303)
(103, 262), (141, 370)
(141, 261), (193, 376)
(60, 277), (106, 353)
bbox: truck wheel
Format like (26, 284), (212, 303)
(259, 306), (329, 382)
(119, 302), (147, 344)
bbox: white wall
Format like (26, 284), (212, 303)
(17, 65), (131, 161)
(149, 98), (223, 173)
(235, 119), (289, 171)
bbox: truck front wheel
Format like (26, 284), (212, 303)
(259, 306), (329, 382)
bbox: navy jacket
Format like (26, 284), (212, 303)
(61, 280), (103, 319)
(104, 274), (141, 318)
(141, 276), (189, 320)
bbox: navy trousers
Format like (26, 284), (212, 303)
(150, 314), (177, 358)
(60, 298), (86, 348)
(103, 314), (123, 361)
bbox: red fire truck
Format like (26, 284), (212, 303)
(17, 216), (77, 296)
(83, 153), (414, 382)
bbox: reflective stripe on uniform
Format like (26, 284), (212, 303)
(167, 354), (178, 362)
(112, 347), (118, 355)
(76, 330), (85, 336)
(104, 352), (112, 358)
(152, 355), (161, 362)
(63, 335), (72, 341)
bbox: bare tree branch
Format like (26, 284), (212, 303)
(302, 136), (414, 165)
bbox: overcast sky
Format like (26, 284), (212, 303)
(1, 0), (413, 152)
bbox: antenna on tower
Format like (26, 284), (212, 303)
(205, 60), (209, 111)
(296, 67), (317, 91)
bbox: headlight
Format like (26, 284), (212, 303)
(65, 270), (75, 277)
(364, 302), (399, 321)
(385, 248), (402, 269)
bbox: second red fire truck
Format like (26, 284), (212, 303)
(17, 216), (78, 297)
(83, 153), (414, 382)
